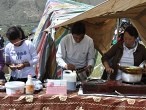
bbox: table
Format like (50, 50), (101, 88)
(0, 89), (146, 110)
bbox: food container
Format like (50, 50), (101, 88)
(32, 78), (43, 91)
(118, 65), (143, 83)
(122, 73), (142, 83)
(46, 79), (67, 95)
(5, 81), (25, 95)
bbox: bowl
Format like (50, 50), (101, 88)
(118, 65), (143, 83)
(118, 65), (143, 74)
(122, 72), (142, 83)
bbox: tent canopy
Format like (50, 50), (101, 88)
(54, 0), (146, 54)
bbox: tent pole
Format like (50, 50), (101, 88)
(116, 18), (120, 40)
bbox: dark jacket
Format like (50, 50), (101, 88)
(101, 42), (146, 80)
(0, 46), (5, 80)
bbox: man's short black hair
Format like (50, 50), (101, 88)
(124, 25), (138, 39)
(71, 21), (86, 35)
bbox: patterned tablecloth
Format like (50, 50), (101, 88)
(0, 89), (146, 110)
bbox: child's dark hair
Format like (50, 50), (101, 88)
(17, 26), (26, 40)
(6, 26), (26, 41)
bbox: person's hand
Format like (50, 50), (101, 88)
(9, 64), (17, 71)
(103, 61), (114, 74)
(16, 63), (25, 70)
(105, 66), (114, 74)
(86, 65), (92, 74)
(86, 65), (92, 76)
(65, 64), (75, 70)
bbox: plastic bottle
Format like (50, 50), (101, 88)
(78, 85), (83, 95)
(25, 75), (34, 95)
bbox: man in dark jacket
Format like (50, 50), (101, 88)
(101, 25), (146, 80)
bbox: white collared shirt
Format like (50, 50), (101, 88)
(56, 34), (95, 69)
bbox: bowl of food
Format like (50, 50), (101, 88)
(118, 65), (143, 74)
(118, 65), (143, 83)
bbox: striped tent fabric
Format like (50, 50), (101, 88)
(33, 0), (93, 81)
